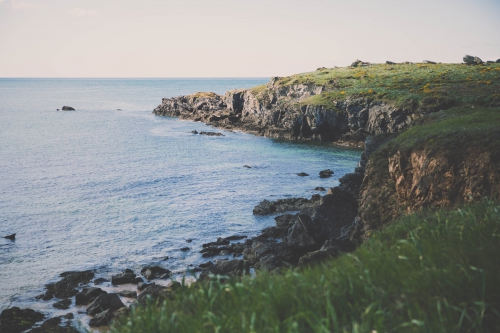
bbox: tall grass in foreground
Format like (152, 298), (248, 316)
(112, 200), (500, 333)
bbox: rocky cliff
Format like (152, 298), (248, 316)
(153, 63), (500, 270)
(153, 79), (425, 148)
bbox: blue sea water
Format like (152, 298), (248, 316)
(0, 78), (361, 325)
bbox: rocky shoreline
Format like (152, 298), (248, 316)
(5, 62), (499, 331)
(0, 74), (408, 331)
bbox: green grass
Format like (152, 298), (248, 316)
(389, 107), (500, 154)
(112, 199), (500, 333)
(260, 63), (500, 110)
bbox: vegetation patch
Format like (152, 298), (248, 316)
(274, 63), (500, 110)
(189, 92), (220, 99)
(112, 199), (500, 333)
(373, 106), (500, 164)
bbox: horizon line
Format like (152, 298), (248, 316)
(0, 76), (271, 79)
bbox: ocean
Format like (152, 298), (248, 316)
(0, 78), (361, 328)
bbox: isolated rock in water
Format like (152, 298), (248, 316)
(319, 169), (334, 178)
(137, 285), (170, 305)
(53, 298), (72, 310)
(44, 270), (94, 299)
(61, 106), (75, 111)
(140, 266), (171, 280)
(191, 130), (198, 134)
(111, 271), (136, 285)
(463, 55), (483, 65)
(75, 287), (107, 305)
(86, 293), (124, 315)
(0, 307), (45, 333)
(4, 233), (15, 240)
(199, 131), (224, 136)
(243, 165), (251, 168)
(180, 247), (190, 251)
(314, 187), (326, 191)
(297, 172), (309, 177)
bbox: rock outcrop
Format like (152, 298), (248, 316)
(86, 293), (125, 315)
(463, 55), (483, 65)
(42, 270), (94, 300)
(0, 307), (45, 333)
(153, 76), (437, 147)
(358, 138), (500, 233)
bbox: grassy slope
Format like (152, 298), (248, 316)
(255, 63), (500, 111)
(113, 200), (500, 333)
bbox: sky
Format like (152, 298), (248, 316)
(0, 0), (499, 77)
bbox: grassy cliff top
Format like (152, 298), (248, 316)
(262, 63), (500, 110)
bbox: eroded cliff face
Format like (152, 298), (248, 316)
(153, 79), (424, 147)
(358, 145), (500, 234)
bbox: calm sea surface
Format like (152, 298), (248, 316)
(0, 78), (361, 323)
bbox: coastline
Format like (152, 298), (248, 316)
(2, 62), (500, 332)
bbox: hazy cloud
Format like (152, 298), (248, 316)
(0, 0), (5, 5)
(11, 0), (41, 9)
(69, 8), (98, 16)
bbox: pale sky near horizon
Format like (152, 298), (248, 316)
(0, 0), (499, 77)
